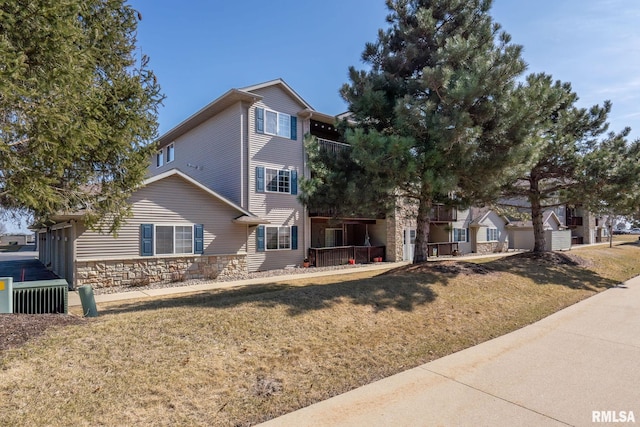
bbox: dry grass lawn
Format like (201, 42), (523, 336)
(1, 241), (639, 426)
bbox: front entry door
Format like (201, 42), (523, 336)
(403, 228), (416, 261)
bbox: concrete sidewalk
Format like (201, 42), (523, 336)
(260, 276), (640, 427)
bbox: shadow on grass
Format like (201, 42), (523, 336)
(485, 252), (618, 291)
(98, 272), (442, 316)
(98, 249), (622, 317)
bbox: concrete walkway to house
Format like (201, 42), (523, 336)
(260, 275), (640, 427)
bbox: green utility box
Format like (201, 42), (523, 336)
(0, 277), (13, 313)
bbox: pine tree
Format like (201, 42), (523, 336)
(336, 0), (526, 262)
(499, 74), (615, 252)
(580, 133), (640, 247)
(0, 0), (163, 233)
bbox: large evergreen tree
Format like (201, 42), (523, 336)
(0, 0), (163, 233)
(310, 0), (527, 262)
(498, 74), (619, 252)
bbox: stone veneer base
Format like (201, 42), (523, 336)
(474, 242), (507, 255)
(75, 254), (247, 289)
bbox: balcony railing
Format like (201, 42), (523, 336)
(430, 205), (457, 222)
(568, 217), (583, 227)
(427, 242), (459, 257)
(317, 138), (350, 154)
(308, 246), (385, 267)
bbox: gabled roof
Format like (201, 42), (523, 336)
(157, 78), (316, 149)
(158, 89), (262, 147)
(145, 169), (269, 225)
(240, 78), (313, 110)
(469, 208), (510, 228)
(506, 210), (563, 229)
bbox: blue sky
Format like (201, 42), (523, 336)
(130, 0), (639, 140)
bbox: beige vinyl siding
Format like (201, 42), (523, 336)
(476, 211), (507, 242)
(548, 230), (571, 251)
(246, 86), (306, 271)
(76, 175), (247, 260)
(509, 228), (535, 251)
(149, 102), (245, 206)
(451, 208), (472, 253)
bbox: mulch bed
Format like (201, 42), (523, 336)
(0, 314), (86, 352)
(387, 260), (495, 276)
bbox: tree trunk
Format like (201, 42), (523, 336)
(608, 220), (613, 248)
(413, 194), (432, 263)
(530, 178), (546, 252)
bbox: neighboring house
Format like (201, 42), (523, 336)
(506, 210), (571, 251)
(389, 202), (510, 261)
(468, 208), (510, 254)
(0, 234), (34, 246)
(565, 205), (610, 244)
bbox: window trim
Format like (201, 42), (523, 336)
(166, 143), (175, 163)
(265, 226), (291, 251)
(263, 109), (291, 139)
(265, 167), (291, 194)
(256, 166), (297, 195)
(154, 224), (194, 256)
(453, 228), (467, 243)
(256, 225), (297, 251)
(156, 150), (164, 168)
(486, 228), (499, 242)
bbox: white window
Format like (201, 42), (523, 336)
(453, 228), (467, 242)
(156, 150), (164, 167)
(486, 228), (499, 241)
(266, 168), (290, 193)
(155, 225), (193, 255)
(266, 226), (291, 250)
(166, 143), (175, 163)
(264, 109), (291, 138)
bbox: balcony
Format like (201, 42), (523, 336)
(567, 217), (583, 227)
(308, 246), (385, 267)
(430, 205), (457, 222)
(317, 138), (350, 154)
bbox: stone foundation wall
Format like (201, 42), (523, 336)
(75, 254), (247, 289)
(475, 242), (507, 255)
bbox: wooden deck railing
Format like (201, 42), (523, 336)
(308, 246), (385, 267)
(568, 217), (583, 227)
(426, 242), (459, 257)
